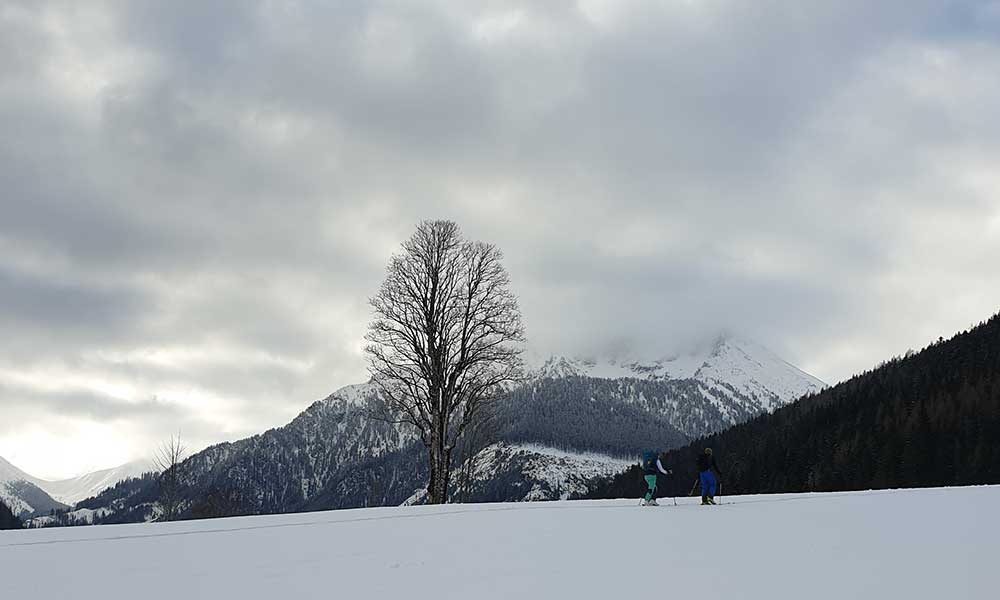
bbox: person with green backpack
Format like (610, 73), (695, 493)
(640, 449), (672, 506)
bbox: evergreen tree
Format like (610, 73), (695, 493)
(0, 499), (23, 530)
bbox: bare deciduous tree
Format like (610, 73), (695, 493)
(153, 433), (187, 521)
(366, 220), (525, 504)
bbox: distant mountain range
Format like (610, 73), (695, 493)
(0, 456), (156, 518)
(531, 336), (825, 425)
(59, 334), (822, 524)
(589, 311), (1000, 499)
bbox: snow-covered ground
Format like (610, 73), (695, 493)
(1, 486), (993, 599)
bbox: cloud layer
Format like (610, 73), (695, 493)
(2, 0), (999, 478)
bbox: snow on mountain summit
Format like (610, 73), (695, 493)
(320, 382), (379, 407)
(532, 335), (825, 410)
(0, 456), (68, 517)
(693, 336), (826, 411)
(0, 455), (32, 484)
(37, 460), (158, 505)
(1, 455), (158, 512)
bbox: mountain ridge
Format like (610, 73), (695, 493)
(63, 334), (823, 524)
(0, 456), (156, 516)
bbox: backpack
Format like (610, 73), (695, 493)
(642, 450), (656, 472)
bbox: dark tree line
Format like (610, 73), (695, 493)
(589, 311), (1000, 499)
(76, 473), (159, 511)
(497, 377), (696, 456)
(0, 499), (22, 529)
(75, 473), (160, 525)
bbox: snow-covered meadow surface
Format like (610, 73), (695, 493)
(1, 486), (994, 599)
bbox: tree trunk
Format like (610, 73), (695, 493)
(427, 425), (452, 504)
(433, 447), (452, 504)
(426, 449), (437, 504)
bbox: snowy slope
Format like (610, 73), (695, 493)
(533, 335), (825, 416)
(0, 457), (68, 516)
(535, 336), (824, 401)
(1, 486), (993, 600)
(320, 381), (379, 406)
(455, 443), (631, 501)
(36, 460), (158, 505)
(0, 482), (33, 517)
(1, 455), (156, 507)
(0, 455), (33, 485)
(693, 337), (825, 411)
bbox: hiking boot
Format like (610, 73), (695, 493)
(707, 496), (716, 505)
(701, 496), (710, 505)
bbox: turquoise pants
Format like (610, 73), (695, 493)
(644, 474), (657, 501)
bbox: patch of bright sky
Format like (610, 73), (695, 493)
(36, 3), (153, 124)
(0, 422), (132, 481)
(473, 8), (525, 42)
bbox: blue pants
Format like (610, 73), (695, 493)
(699, 470), (717, 497)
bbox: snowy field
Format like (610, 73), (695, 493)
(1, 486), (995, 600)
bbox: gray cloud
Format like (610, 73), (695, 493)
(2, 0), (999, 477)
(0, 383), (181, 426)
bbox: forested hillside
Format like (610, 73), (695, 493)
(590, 311), (1000, 499)
(499, 377), (712, 455)
(0, 499), (21, 529)
(74, 473), (160, 524)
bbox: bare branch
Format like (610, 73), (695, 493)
(154, 433), (187, 521)
(364, 220), (524, 504)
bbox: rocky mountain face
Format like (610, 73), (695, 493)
(57, 336), (825, 523)
(0, 456), (69, 518)
(178, 383), (422, 514)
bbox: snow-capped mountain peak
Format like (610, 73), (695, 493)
(1, 455), (158, 515)
(320, 382), (379, 407)
(0, 456), (67, 517)
(0, 455), (32, 484)
(532, 335), (826, 390)
(531, 339), (722, 381)
(531, 335), (825, 412)
(693, 336), (825, 412)
(37, 460), (158, 505)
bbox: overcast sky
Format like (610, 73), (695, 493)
(2, 0), (999, 479)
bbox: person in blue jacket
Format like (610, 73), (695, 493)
(641, 449), (672, 506)
(697, 447), (723, 505)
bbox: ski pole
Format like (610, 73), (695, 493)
(718, 481), (723, 505)
(689, 479), (699, 497)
